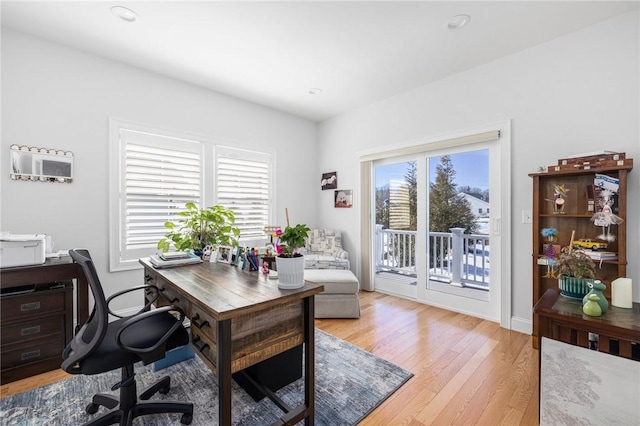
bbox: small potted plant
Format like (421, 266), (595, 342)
(274, 223), (310, 289)
(157, 202), (240, 257)
(556, 245), (597, 299)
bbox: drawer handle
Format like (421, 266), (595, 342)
(192, 335), (210, 353)
(21, 325), (41, 336)
(21, 301), (41, 311)
(191, 314), (210, 329)
(159, 289), (179, 304)
(21, 349), (41, 361)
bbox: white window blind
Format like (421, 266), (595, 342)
(124, 142), (201, 249)
(216, 147), (271, 241)
(110, 121), (204, 271)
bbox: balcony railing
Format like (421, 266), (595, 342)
(375, 225), (490, 289)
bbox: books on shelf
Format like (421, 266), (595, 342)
(150, 252), (202, 268)
(584, 251), (618, 261)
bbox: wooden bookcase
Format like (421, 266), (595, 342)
(530, 162), (633, 346)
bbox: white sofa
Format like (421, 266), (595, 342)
(302, 229), (350, 270)
(301, 229), (360, 318)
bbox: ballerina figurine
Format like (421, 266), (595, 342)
(591, 189), (623, 241)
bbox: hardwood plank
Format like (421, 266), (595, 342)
(0, 291), (539, 425)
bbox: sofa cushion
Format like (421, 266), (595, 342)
(304, 269), (359, 294)
(304, 254), (350, 270)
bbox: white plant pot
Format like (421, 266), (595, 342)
(275, 255), (305, 289)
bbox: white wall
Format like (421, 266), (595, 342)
(317, 11), (640, 332)
(1, 29), (318, 312)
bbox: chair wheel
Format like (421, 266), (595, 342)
(85, 403), (100, 414)
(159, 385), (170, 395)
(180, 413), (193, 425)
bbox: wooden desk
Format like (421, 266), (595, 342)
(0, 257), (89, 382)
(139, 258), (323, 426)
(533, 289), (640, 423)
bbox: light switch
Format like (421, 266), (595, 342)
(522, 210), (532, 224)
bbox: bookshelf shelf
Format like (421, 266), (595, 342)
(529, 162), (632, 347)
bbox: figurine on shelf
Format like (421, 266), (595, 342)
(547, 184), (569, 214)
(541, 227), (558, 278)
(591, 189), (623, 241)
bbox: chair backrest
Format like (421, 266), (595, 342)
(61, 249), (110, 374)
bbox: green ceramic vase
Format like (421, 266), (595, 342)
(582, 280), (608, 313)
(583, 294), (602, 317)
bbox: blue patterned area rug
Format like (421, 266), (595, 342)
(1, 329), (412, 425)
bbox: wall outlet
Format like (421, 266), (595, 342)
(522, 210), (532, 224)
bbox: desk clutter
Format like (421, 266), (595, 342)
(206, 245), (274, 272)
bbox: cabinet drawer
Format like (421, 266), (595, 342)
(0, 334), (64, 370)
(144, 269), (157, 286)
(189, 304), (217, 341)
(1, 315), (67, 345)
(191, 328), (218, 369)
(1, 291), (67, 322)
(155, 280), (189, 313)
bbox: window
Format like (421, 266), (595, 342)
(110, 120), (205, 271)
(216, 146), (272, 242)
(110, 119), (273, 271)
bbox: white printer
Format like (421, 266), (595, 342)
(0, 233), (46, 268)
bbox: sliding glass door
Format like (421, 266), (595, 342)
(369, 131), (506, 323)
(373, 158), (418, 299)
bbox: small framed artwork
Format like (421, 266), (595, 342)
(321, 172), (338, 190)
(216, 246), (233, 264)
(334, 189), (353, 208)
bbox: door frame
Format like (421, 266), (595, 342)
(358, 121), (512, 328)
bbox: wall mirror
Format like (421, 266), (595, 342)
(9, 145), (74, 182)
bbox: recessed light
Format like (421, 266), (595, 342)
(447, 14), (470, 30)
(309, 88), (322, 95)
(111, 6), (138, 23)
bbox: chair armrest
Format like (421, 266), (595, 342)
(106, 285), (159, 318)
(115, 305), (186, 355)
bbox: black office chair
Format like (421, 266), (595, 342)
(62, 249), (193, 425)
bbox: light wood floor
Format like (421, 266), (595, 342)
(0, 291), (539, 425)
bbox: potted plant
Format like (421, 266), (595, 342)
(274, 223), (310, 289)
(556, 245), (597, 299)
(157, 202), (240, 256)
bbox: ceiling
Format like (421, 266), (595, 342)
(2, 1), (637, 122)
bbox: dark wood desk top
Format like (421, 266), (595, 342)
(139, 258), (323, 321)
(534, 289), (640, 339)
(1, 256), (82, 288)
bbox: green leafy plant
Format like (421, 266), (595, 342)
(556, 246), (596, 279)
(275, 223), (310, 257)
(157, 202), (240, 253)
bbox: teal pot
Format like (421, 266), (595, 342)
(559, 276), (593, 300)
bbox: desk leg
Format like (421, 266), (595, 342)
(218, 319), (232, 426)
(304, 295), (315, 425)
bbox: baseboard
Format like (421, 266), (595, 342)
(510, 316), (532, 335)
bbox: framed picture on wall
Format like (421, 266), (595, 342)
(334, 189), (353, 208)
(321, 172), (338, 190)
